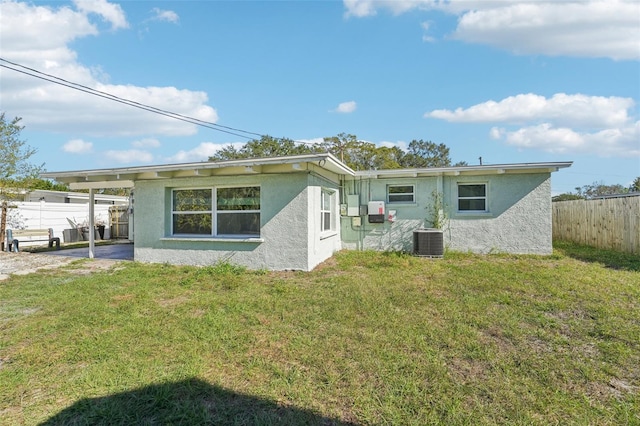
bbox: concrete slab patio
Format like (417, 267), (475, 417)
(44, 243), (134, 260)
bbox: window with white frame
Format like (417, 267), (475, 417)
(387, 184), (415, 203)
(320, 189), (335, 232)
(457, 183), (487, 212)
(172, 186), (260, 236)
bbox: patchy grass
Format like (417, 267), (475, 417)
(0, 244), (638, 425)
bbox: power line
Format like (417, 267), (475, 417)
(0, 57), (264, 140)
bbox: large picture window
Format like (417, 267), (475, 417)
(387, 184), (415, 203)
(172, 186), (260, 236)
(457, 183), (487, 212)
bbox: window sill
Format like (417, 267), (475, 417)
(387, 202), (416, 207)
(454, 211), (492, 218)
(320, 231), (338, 240)
(161, 236), (264, 243)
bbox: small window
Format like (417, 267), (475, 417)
(457, 183), (487, 212)
(320, 189), (335, 232)
(388, 185), (415, 203)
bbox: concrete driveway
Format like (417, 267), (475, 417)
(45, 242), (134, 260)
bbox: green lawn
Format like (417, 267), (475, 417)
(1, 242), (638, 425)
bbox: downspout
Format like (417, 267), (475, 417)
(89, 188), (95, 259)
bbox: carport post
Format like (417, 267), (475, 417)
(89, 188), (95, 259)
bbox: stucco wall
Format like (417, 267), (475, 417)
(446, 173), (552, 254)
(132, 172), (340, 271)
(306, 175), (343, 270)
(341, 173), (553, 255)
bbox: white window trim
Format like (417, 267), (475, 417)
(171, 186), (261, 238)
(387, 184), (416, 204)
(456, 182), (489, 213)
(320, 188), (337, 236)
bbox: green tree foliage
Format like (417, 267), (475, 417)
(24, 178), (70, 192)
(209, 133), (464, 171)
(400, 140), (452, 168)
(553, 179), (636, 202)
(0, 113), (43, 199)
(552, 193), (585, 202)
(0, 113), (44, 249)
(209, 135), (315, 161)
(575, 181), (629, 198)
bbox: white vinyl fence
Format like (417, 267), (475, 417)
(7, 202), (112, 247)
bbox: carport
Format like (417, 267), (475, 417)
(40, 170), (134, 260)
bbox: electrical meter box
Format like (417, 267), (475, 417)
(368, 201), (385, 215)
(347, 194), (360, 216)
(368, 201), (385, 223)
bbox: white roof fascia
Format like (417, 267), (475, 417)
(40, 153), (355, 188)
(353, 162), (573, 179)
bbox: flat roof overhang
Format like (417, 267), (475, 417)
(41, 153), (355, 190)
(354, 162), (573, 179)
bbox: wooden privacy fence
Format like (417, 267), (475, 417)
(109, 205), (130, 239)
(552, 196), (640, 254)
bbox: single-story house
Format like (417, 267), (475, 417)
(42, 154), (571, 270)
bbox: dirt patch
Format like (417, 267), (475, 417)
(0, 252), (122, 281)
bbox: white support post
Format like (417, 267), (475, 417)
(89, 188), (95, 259)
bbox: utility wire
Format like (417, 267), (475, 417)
(0, 57), (264, 140)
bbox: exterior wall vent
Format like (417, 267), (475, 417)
(413, 229), (444, 257)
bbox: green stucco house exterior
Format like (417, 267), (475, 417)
(42, 154), (571, 271)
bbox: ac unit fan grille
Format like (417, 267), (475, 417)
(413, 229), (444, 257)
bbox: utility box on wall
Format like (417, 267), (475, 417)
(368, 201), (385, 223)
(347, 194), (360, 216)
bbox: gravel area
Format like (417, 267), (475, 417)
(0, 251), (121, 281)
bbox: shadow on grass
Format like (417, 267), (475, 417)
(554, 241), (640, 272)
(40, 378), (357, 426)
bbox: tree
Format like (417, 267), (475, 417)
(552, 193), (584, 202)
(316, 133), (382, 170)
(0, 113), (44, 249)
(209, 135), (315, 161)
(400, 140), (452, 168)
(575, 181), (629, 198)
(209, 132), (464, 172)
(552, 179), (637, 202)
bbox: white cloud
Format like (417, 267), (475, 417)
(104, 149), (154, 164)
(166, 142), (246, 163)
(453, 1), (640, 61)
(150, 7), (179, 24)
(425, 93), (634, 128)
(427, 93), (638, 157)
(343, 0), (640, 60)
(131, 138), (161, 148)
(0, 0), (218, 137)
(73, 0), (128, 30)
(421, 21), (435, 43)
(344, 0), (420, 17)
(491, 122), (640, 157)
(62, 138), (94, 154)
(333, 101), (357, 114)
(379, 140), (408, 151)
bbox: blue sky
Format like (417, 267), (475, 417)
(1, 0), (638, 195)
